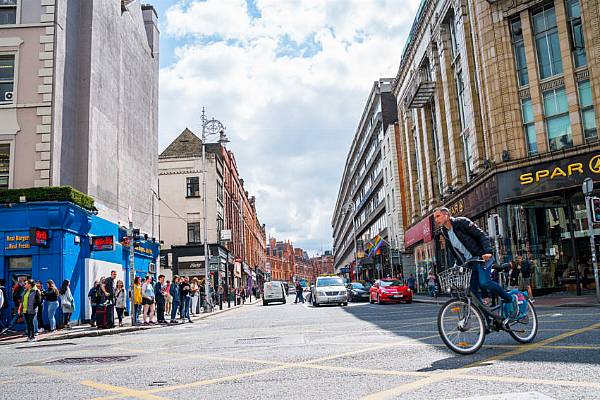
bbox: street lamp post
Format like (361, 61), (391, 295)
(201, 107), (229, 312)
(343, 201), (358, 281)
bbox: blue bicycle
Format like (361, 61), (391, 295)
(437, 258), (538, 355)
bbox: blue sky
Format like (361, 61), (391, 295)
(154, 0), (420, 253)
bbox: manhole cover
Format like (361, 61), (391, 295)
(235, 337), (281, 345)
(46, 356), (135, 365)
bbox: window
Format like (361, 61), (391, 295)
(186, 176), (199, 197)
(578, 80), (597, 141)
(187, 222), (201, 244)
(449, 13), (459, 58)
(543, 88), (572, 150)
(430, 103), (444, 194)
(532, 5), (563, 79)
(521, 98), (537, 155)
(566, 0), (586, 68)
(456, 70), (466, 130)
(0, 0), (16, 25)
(0, 55), (15, 103)
(510, 18), (529, 86)
(0, 143), (9, 189)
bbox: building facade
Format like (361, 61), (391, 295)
(159, 129), (266, 293)
(266, 238), (294, 283)
(0, 0), (159, 235)
(395, 0), (600, 293)
(332, 79), (399, 281)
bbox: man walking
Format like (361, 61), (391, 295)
(516, 255), (534, 302)
(433, 207), (518, 319)
(169, 276), (180, 324)
(294, 281), (304, 304)
(179, 277), (192, 323)
(407, 274), (416, 293)
(155, 275), (167, 324)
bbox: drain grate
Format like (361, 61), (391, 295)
(46, 356), (135, 365)
(235, 337), (281, 345)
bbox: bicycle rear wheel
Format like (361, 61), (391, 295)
(508, 299), (538, 343)
(438, 299), (486, 355)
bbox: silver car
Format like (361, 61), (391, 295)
(312, 276), (348, 307)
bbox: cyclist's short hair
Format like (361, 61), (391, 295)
(434, 207), (450, 215)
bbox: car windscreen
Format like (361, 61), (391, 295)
(380, 280), (403, 287)
(317, 278), (344, 287)
(351, 283), (367, 289)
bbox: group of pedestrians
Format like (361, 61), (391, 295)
(0, 278), (74, 342)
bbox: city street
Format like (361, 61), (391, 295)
(0, 295), (599, 400)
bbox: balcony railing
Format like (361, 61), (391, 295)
(404, 69), (436, 109)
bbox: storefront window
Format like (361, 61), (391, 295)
(543, 88), (572, 151)
(8, 256), (32, 269)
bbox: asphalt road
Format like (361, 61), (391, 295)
(1, 295), (599, 400)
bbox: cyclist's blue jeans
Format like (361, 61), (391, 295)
(470, 257), (512, 303)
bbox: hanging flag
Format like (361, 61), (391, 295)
(368, 235), (388, 256)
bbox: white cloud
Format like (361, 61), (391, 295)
(159, 0), (421, 251)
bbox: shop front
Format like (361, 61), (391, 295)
(0, 202), (159, 326)
(444, 151), (600, 294)
(404, 216), (435, 293)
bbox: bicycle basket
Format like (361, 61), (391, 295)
(438, 265), (472, 294)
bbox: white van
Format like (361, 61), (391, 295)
(263, 281), (287, 305)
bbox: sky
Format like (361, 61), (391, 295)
(153, 0), (421, 254)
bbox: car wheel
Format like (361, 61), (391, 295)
(341, 302), (348, 306)
(377, 294), (383, 305)
(348, 293), (353, 303)
(283, 298), (286, 304)
(406, 300), (412, 304)
(263, 300), (268, 306)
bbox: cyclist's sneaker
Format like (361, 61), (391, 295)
(510, 294), (520, 319)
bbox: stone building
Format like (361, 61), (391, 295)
(395, 0), (600, 293)
(332, 79), (399, 281)
(159, 128), (266, 291)
(0, 0), (159, 235)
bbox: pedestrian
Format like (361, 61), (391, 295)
(35, 281), (45, 334)
(294, 281), (304, 304)
(19, 279), (42, 342)
(427, 272), (437, 298)
(155, 275), (167, 324)
(114, 280), (126, 327)
(1, 279), (25, 334)
(217, 285), (224, 309)
(131, 276), (142, 325)
(87, 280), (100, 327)
(165, 280), (172, 316)
(179, 277), (192, 323)
(0, 279), (8, 331)
(190, 277), (200, 316)
(508, 261), (520, 290)
(59, 280), (74, 329)
(104, 270), (117, 328)
(141, 276), (155, 325)
(240, 286), (246, 304)
(407, 274), (416, 292)
(515, 255), (534, 301)
(169, 276), (180, 324)
(45, 280), (60, 332)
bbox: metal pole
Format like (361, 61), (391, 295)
(202, 108), (211, 312)
(566, 197), (581, 296)
(585, 195), (600, 302)
(128, 220), (135, 324)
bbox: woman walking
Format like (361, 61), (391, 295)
(114, 280), (126, 327)
(59, 280), (74, 329)
(45, 280), (60, 332)
(19, 279), (42, 342)
(131, 276), (142, 325)
(141, 276), (155, 325)
(165, 280), (172, 316)
(190, 278), (200, 316)
(35, 281), (45, 334)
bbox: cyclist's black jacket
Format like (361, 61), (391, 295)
(441, 217), (493, 263)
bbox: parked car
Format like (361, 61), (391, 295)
(263, 281), (286, 305)
(346, 282), (371, 302)
(312, 276), (348, 307)
(288, 285), (297, 295)
(369, 279), (412, 304)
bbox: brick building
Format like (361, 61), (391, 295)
(395, 0), (600, 293)
(266, 238), (294, 282)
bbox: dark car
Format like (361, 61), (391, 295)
(346, 282), (371, 302)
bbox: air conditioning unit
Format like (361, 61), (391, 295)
(4, 91), (13, 101)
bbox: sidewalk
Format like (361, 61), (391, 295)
(0, 297), (261, 345)
(412, 292), (600, 308)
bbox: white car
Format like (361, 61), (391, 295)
(263, 281), (286, 305)
(312, 276), (348, 307)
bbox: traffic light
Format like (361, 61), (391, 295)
(592, 197), (600, 223)
(132, 228), (142, 247)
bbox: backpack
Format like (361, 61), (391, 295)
(503, 289), (528, 319)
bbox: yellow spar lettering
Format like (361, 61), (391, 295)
(535, 170), (549, 182)
(550, 167), (567, 179)
(519, 173), (534, 185)
(568, 163), (584, 175)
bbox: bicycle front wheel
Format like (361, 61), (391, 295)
(508, 299), (538, 344)
(438, 299), (486, 355)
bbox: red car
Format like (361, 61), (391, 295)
(370, 279), (413, 304)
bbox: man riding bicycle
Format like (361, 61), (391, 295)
(433, 207), (518, 319)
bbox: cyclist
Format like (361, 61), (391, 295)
(433, 207), (518, 319)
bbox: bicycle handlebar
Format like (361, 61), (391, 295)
(455, 258), (485, 268)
